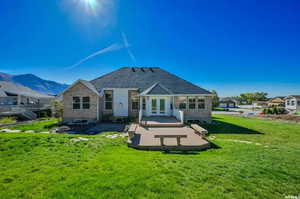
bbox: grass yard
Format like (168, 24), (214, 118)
(0, 115), (299, 199)
(3, 119), (59, 132)
(0, 117), (16, 125)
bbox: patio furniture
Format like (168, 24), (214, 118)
(154, 134), (187, 146)
(191, 124), (208, 136)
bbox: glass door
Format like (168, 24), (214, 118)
(160, 98), (165, 114)
(150, 97), (167, 115)
(151, 98), (157, 114)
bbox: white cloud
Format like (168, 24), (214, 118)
(121, 31), (137, 64)
(66, 43), (124, 70)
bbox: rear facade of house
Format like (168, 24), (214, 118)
(62, 67), (213, 123)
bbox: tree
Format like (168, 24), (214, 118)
(51, 100), (63, 120)
(211, 90), (219, 108)
(239, 92), (268, 105)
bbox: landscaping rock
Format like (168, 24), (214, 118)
(0, 129), (21, 133)
(105, 134), (119, 139)
(25, 130), (36, 133)
(55, 126), (71, 133)
(119, 133), (129, 137)
(40, 131), (50, 134)
(71, 137), (89, 142)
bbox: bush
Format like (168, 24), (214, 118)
(263, 107), (286, 115)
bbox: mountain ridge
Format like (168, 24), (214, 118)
(0, 72), (69, 95)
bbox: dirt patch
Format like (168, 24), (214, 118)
(258, 114), (300, 123)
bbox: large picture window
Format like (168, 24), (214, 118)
(177, 97), (187, 109)
(73, 97), (80, 109)
(197, 98), (205, 109)
(82, 97), (90, 109)
(105, 92), (113, 110)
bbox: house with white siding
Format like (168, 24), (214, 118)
(285, 95), (300, 112)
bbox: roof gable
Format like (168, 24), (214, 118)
(140, 83), (173, 95)
(90, 67), (211, 95)
(61, 80), (99, 96)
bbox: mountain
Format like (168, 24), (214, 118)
(0, 72), (69, 95)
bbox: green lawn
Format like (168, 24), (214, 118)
(0, 115), (299, 199)
(0, 117), (16, 125)
(3, 119), (59, 132)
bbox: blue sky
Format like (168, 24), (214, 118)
(0, 0), (299, 97)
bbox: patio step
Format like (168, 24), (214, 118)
(140, 116), (184, 127)
(141, 122), (184, 127)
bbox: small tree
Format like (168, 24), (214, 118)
(211, 90), (219, 108)
(51, 100), (63, 120)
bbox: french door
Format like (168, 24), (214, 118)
(151, 97), (167, 116)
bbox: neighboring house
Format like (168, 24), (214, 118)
(252, 101), (268, 108)
(285, 95), (300, 112)
(62, 67), (213, 123)
(268, 96), (285, 107)
(219, 98), (237, 108)
(0, 81), (54, 119)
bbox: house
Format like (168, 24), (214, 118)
(268, 96), (285, 107)
(219, 98), (237, 108)
(0, 81), (54, 119)
(252, 101), (268, 108)
(62, 67), (213, 123)
(285, 95), (300, 112)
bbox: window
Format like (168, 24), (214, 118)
(287, 100), (290, 106)
(177, 97), (187, 109)
(198, 98), (205, 109)
(142, 98), (146, 110)
(152, 98), (157, 113)
(82, 97), (90, 109)
(188, 97), (196, 109)
(160, 98), (165, 113)
(132, 96), (139, 110)
(105, 92), (113, 110)
(291, 100), (295, 106)
(73, 97), (80, 109)
(298, 101), (300, 106)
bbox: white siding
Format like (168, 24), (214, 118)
(112, 88), (129, 116)
(285, 98), (297, 110)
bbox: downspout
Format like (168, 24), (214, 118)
(96, 96), (99, 121)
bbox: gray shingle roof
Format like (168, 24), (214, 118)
(140, 83), (173, 95)
(78, 80), (99, 95)
(0, 88), (7, 97)
(0, 81), (53, 98)
(286, 95), (300, 100)
(90, 67), (211, 95)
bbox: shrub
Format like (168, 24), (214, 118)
(263, 107), (286, 115)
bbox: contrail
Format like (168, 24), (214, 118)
(121, 31), (137, 64)
(67, 43), (124, 70)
